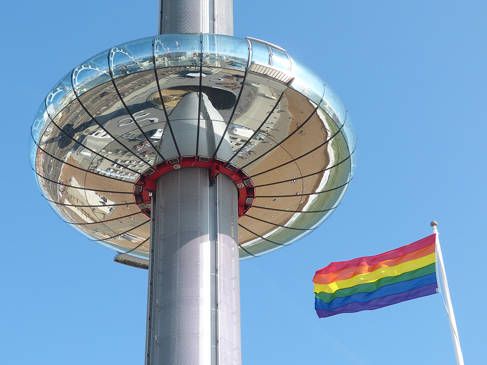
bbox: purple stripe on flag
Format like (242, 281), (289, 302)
(315, 283), (437, 318)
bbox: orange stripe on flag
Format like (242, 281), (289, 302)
(313, 240), (435, 284)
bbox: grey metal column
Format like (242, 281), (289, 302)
(146, 169), (241, 365)
(159, 0), (234, 35)
(147, 3), (240, 364)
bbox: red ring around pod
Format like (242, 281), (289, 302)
(133, 157), (255, 218)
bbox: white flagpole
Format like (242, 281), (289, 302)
(430, 221), (464, 365)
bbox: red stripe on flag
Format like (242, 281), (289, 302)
(313, 234), (436, 281)
(313, 243), (435, 284)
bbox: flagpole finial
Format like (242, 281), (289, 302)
(430, 220), (439, 234)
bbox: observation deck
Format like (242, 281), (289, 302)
(31, 34), (355, 260)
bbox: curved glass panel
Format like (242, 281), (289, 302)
(44, 96), (142, 182)
(234, 87), (317, 171)
(202, 34), (248, 71)
(290, 58), (325, 105)
(270, 48), (291, 73)
(200, 35), (247, 158)
(154, 34), (201, 68)
(249, 40), (271, 66)
(45, 195), (79, 224)
(46, 72), (76, 118)
(32, 102), (49, 144)
(30, 139), (44, 190)
(111, 71), (167, 124)
(64, 209), (147, 243)
(341, 113), (356, 155)
(76, 81), (159, 168)
(226, 73), (288, 166)
(37, 112), (142, 185)
(35, 122), (57, 178)
(31, 104), (49, 177)
(72, 49), (111, 96)
(29, 137), (38, 173)
(200, 68), (244, 123)
(109, 37), (154, 78)
(111, 70), (171, 163)
(154, 35), (202, 158)
(155, 67), (201, 116)
(321, 84), (347, 126)
(316, 109), (354, 178)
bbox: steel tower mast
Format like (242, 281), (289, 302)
(147, 1), (240, 364)
(158, 0), (234, 35)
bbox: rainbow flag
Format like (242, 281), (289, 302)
(313, 234), (438, 318)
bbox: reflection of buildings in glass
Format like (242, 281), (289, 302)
(59, 176), (114, 223)
(72, 110), (163, 180)
(227, 84), (289, 159)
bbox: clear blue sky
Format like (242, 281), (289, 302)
(1, 1), (485, 364)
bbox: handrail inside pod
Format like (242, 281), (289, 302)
(246, 36), (287, 53)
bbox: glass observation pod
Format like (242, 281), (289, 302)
(31, 34), (355, 259)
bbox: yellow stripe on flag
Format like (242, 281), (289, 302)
(314, 253), (436, 293)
